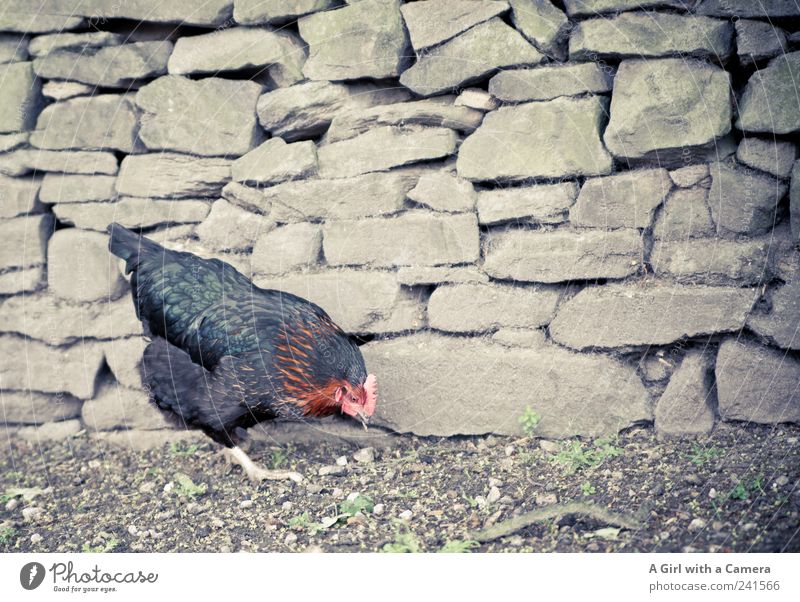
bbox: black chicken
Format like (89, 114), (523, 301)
(107, 223), (377, 482)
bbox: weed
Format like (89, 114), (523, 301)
(581, 482), (596, 496)
(382, 531), (421, 553)
(439, 539), (479, 553)
(81, 537), (119, 553)
(173, 473), (206, 498)
(288, 512), (324, 535)
(687, 443), (722, 467)
(518, 407), (541, 437)
(0, 526), (15, 545)
(169, 442), (200, 457)
(268, 449), (289, 470)
(553, 437), (622, 474)
(338, 494), (375, 517)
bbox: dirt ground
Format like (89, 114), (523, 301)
(1, 422), (798, 553)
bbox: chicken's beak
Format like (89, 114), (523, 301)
(356, 408), (370, 431)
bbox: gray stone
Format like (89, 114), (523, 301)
(32, 41), (172, 87)
(364, 333), (651, 437)
(251, 223), (322, 275)
(408, 170), (476, 213)
(0, 62), (43, 133)
(736, 20), (787, 67)
(0, 174), (41, 217)
(0, 335), (105, 399)
(549, 283), (757, 350)
(0, 214), (52, 270)
(83, 382), (169, 431)
(0, 33), (28, 63)
(0, 132), (28, 153)
(26, 0), (235, 26)
(792, 160), (800, 244)
(266, 171), (417, 221)
(736, 138), (796, 179)
(707, 162), (787, 236)
(47, 229), (127, 302)
(400, 0), (509, 51)
(747, 282), (800, 350)
(52, 197), (211, 232)
(41, 81), (94, 101)
(491, 328), (547, 348)
(231, 138), (317, 185)
(29, 95), (138, 153)
(605, 59), (731, 162)
(16, 419), (81, 442)
(569, 13), (733, 61)
(737, 52), (800, 135)
(28, 31), (123, 57)
(103, 337), (146, 388)
(653, 186), (715, 241)
(400, 18), (544, 97)
(299, 0), (409, 81)
(256, 81), (411, 141)
(115, 154), (231, 199)
(396, 266), (489, 286)
(0, 266), (45, 295)
(477, 182), (578, 226)
(136, 76), (263, 157)
(168, 27), (305, 86)
(221, 182), (271, 215)
(655, 351), (716, 438)
(234, 0), (337, 23)
(669, 164), (711, 188)
(563, 0), (688, 16)
(1, 390), (82, 425)
(196, 199), (274, 252)
(458, 96), (612, 182)
(570, 169), (672, 229)
(509, 0), (569, 60)
(325, 97), (484, 143)
(0, 11), (85, 33)
(651, 236), (776, 286)
(323, 211), (479, 267)
(696, 0), (800, 18)
(716, 338), (800, 424)
(255, 269), (425, 334)
(489, 62), (612, 103)
(318, 126), (457, 179)
(39, 174), (117, 204)
(0, 149), (118, 176)
(455, 88), (498, 111)
(428, 283), (560, 333)
(484, 229), (643, 283)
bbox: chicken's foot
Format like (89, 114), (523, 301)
(223, 446), (304, 484)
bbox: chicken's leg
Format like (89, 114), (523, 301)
(223, 446), (304, 484)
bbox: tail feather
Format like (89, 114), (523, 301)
(107, 223), (163, 274)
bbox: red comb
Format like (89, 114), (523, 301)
(364, 374), (377, 416)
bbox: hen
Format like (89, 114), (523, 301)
(107, 223), (377, 482)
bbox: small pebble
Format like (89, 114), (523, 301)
(712, 521), (724, 532)
(586, 542), (600, 552)
(22, 507), (43, 522)
(742, 522), (757, 532)
(488, 477), (503, 488)
(358, 476), (371, 486)
(284, 533), (298, 545)
(487, 486), (501, 504)
(504, 445), (515, 457)
(508, 535), (524, 546)
(281, 501), (293, 511)
(335, 456), (348, 467)
(346, 492), (360, 502)
(353, 448), (375, 464)
(539, 440), (559, 454)
(708, 488), (718, 499)
(163, 482), (174, 494)
(219, 545), (232, 553)
(211, 518), (225, 529)
(305, 484), (323, 494)
(372, 503), (385, 516)
(535, 493), (557, 506)
(30, 533), (43, 545)
(88, 460), (101, 470)
(239, 500), (254, 509)
(139, 482), (156, 494)
(5, 498), (19, 512)
(318, 465), (347, 477)
(684, 474), (701, 485)
(688, 518), (707, 532)
(186, 502), (203, 515)
(474, 495), (487, 508)
(499, 496), (514, 505)
(398, 510), (413, 521)
(332, 488), (344, 498)
(775, 475), (789, 487)
(127, 525), (138, 536)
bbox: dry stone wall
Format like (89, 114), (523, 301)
(1, 0), (799, 446)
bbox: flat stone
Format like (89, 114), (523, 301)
(323, 211), (479, 267)
(47, 229), (127, 302)
(136, 76), (263, 157)
(221, 182), (271, 215)
(0, 335), (105, 399)
(29, 94), (138, 153)
(1, 390), (82, 425)
(39, 174), (117, 204)
(455, 88), (498, 111)
(102, 337), (146, 388)
(28, 31), (124, 57)
(716, 338), (800, 424)
(653, 186), (715, 241)
(408, 170), (477, 213)
(116, 154), (231, 199)
(491, 328), (547, 348)
(569, 13), (733, 61)
(605, 59), (732, 162)
(400, 18), (544, 97)
(0, 62), (43, 133)
(0, 174), (41, 217)
(53, 197), (211, 231)
(736, 138), (797, 179)
(318, 126), (457, 179)
(0, 33), (28, 63)
(299, 0), (409, 81)
(737, 52), (800, 135)
(477, 182), (578, 226)
(396, 266), (489, 286)
(30, 0), (235, 26)
(428, 283), (560, 333)
(196, 199), (274, 251)
(83, 382), (169, 431)
(747, 281), (800, 350)
(655, 351), (716, 438)
(792, 161), (800, 244)
(736, 20), (787, 67)
(669, 164), (711, 188)
(0, 12), (85, 33)
(0, 149), (118, 176)
(563, 0), (688, 16)
(458, 95), (612, 182)
(0, 132), (28, 153)
(251, 223), (322, 275)
(707, 162), (787, 236)
(265, 171), (418, 221)
(16, 419), (81, 442)
(231, 138), (317, 185)
(234, 0), (337, 24)
(549, 283), (757, 350)
(484, 229), (643, 283)
(509, 0), (569, 60)
(696, 0), (800, 18)
(32, 41), (172, 87)
(168, 27), (305, 86)
(400, 0), (510, 51)
(364, 333), (651, 437)
(255, 269), (425, 334)
(0, 214), (53, 271)
(0, 266), (45, 295)
(257, 81), (411, 141)
(41, 80), (95, 101)
(489, 62), (612, 103)
(325, 97), (484, 143)
(570, 169), (672, 229)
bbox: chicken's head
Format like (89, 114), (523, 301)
(336, 373), (377, 428)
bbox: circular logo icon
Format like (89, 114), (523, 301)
(20, 562), (46, 591)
